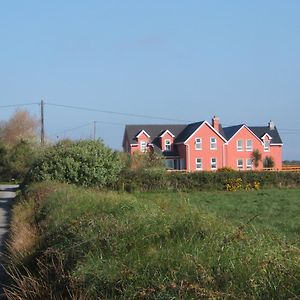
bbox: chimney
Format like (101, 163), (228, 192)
(268, 120), (275, 130)
(212, 116), (220, 131)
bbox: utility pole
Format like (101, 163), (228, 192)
(41, 99), (45, 146)
(93, 121), (96, 140)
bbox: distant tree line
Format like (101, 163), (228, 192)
(283, 160), (300, 166)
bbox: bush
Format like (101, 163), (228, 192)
(0, 140), (38, 181)
(263, 156), (275, 168)
(25, 140), (123, 187)
(115, 169), (300, 192)
(8, 140), (39, 180)
(120, 151), (165, 171)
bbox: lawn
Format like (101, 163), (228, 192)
(138, 188), (300, 245)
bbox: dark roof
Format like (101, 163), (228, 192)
(175, 121), (205, 143)
(221, 124), (283, 144)
(222, 124), (244, 140)
(124, 122), (283, 149)
(249, 126), (283, 144)
(218, 124), (226, 140)
(124, 124), (187, 144)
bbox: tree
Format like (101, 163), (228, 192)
(263, 156), (275, 169)
(251, 149), (262, 169)
(1, 109), (39, 146)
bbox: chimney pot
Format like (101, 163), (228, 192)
(212, 116), (220, 131)
(268, 120), (275, 130)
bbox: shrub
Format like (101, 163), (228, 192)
(121, 151), (165, 171)
(263, 156), (275, 168)
(225, 178), (261, 191)
(25, 140), (123, 187)
(217, 167), (235, 172)
(116, 169), (300, 192)
(251, 149), (262, 169)
(8, 140), (39, 180)
(0, 140), (38, 181)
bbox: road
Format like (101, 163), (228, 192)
(0, 184), (18, 298)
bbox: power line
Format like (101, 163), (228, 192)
(279, 129), (300, 132)
(52, 122), (94, 137)
(95, 120), (126, 126)
(46, 102), (191, 123)
(2, 101), (300, 134)
(51, 120), (126, 138)
(0, 102), (39, 108)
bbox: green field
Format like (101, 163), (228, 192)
(7, 184), (300, 299)
(139, 188), (300, 245)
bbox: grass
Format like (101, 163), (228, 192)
(139, 188), (300, 245)
(5, 183), (300, 299)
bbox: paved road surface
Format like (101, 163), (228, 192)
(0, 185), (18, 299)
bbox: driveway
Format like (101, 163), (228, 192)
(0, 184), (19, 298)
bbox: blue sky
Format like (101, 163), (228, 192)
(1, 1), (300, 159)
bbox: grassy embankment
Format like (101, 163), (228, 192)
(6, 183), (300, 299)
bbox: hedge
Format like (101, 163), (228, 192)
(115, 169), (300, 192)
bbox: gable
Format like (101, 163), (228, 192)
(182, 121), (227, 144)
(249, 126), (283, 144)
(225, 125), (263, 144)
(160, 129), (175, 138)
(124, 124), (187, 145)
(136, 129), (150, 138)
(261, 133), (272, 140)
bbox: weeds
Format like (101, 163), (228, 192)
(5, 183), (300, 299)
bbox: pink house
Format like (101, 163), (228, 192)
(122, 117), (283, 171)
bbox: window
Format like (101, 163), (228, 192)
(237, 140), (243, 151)
(237, 159), (243, 170)
(264, 140), (270, 152)
(196, 158), (202, 170)
(140, 141), (147, 152)
(246, 139), (253, 151)
(210, 137), (217, 150)
(246, 158), (252, 170)
(165, 159), (174, 169)
(165, 139), (171, 151)
(211, 158), (217, 170)
(195, 138), (202, 150)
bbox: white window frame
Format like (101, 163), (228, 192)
(165, 139), (171, 151)
(210, 137), (217, 150)
(237, 139), (243, 151)
(196, 158), (202, 170)
(140, 141), (147, 152)
(264, 140), (270, 152)
(246, 139), (253, 151)
(237, 159), (244, 170)
(195, 138), (202, 150)
(211, 158), (217, 170)
(246, 158), (253, 170)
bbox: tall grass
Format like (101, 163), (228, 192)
(5, 183), (300, 299)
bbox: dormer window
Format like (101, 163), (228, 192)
(165, 139), (171, 151)
(140, 141), (147, 152)
(264, 140), (270, 152)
